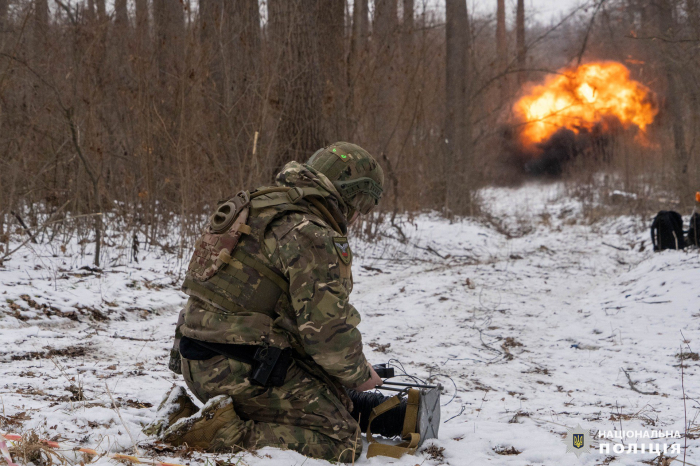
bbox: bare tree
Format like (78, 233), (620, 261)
(0, 0), (8, 34)
(316, 0), (347, 139)
(135, 0), (149, 51)
(115, 0), (128, 30)
(96, 0), (106, 21)
(373, 0), (399, 153)
(445, 0), (474, 216)
(497, 0), (508, 96)
(269, 0), (325, 169)
(402, 0), (414, 62)
(34, 0), (48, 50)
(200, 0), (224, 97)
(654, 0), (691, 199)
(687, 0), (700, 39)
(349, 0), (369, 138)
(516, 0), (526, 84)
(228, 0), (261, 155)
(154, 0), (185, 84)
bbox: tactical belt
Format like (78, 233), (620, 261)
(180, 336), (292, 387)
(366, 389), (421, 459)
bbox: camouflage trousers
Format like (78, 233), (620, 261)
(181, 355), (362, 462)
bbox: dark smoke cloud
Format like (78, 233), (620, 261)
(501, 117), (621, 177)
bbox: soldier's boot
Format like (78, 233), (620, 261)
(143, 385), (198, 437)
(162, 395), (246, 451)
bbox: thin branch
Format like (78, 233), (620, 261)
(577, 0), (607, 65)
(622, 369), (659, 396)
(105, 383), (140, 457)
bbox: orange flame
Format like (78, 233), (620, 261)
(514, 62), (657, 148)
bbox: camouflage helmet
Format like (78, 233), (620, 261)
(307, 142), (384, 215)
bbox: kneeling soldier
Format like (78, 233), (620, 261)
(150, 142), (385, 461)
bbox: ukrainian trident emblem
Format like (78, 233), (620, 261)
(563, 424), (591, 458)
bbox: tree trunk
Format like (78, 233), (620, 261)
(0, 0), (8, 36)
(135, 0), (149, 52)
(87, 0), (95, 22)
(656, 0), (690, 201)
(402, 0), (414, 63)
(374, 0), (398, 153)
(200, 0), (225, 98)
(269, 0), (325, 171)
(153, 0), (185, 85)
(516, 0), (526, 84)
(316, 0), (346, 140)
(348, 0), (369, 138)
(115, 0), (129, 30)
(34, 0), (48, 51)
(360, 0), (369, 38)
(497, 0), (508, 96)
(227, 0), (261, 166)
(445, 0), (473, 216)
(96, 0), (106, 21)
(688, 0), (700, 38)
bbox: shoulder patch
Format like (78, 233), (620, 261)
(333, 236), (352, 265)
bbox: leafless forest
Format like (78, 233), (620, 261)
(0, 0), (699, 265)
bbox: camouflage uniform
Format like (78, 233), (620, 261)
(177, 157), (378, 461)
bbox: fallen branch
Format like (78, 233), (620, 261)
(622, 369), (659, 395)
(110, 333), (156, 342)
(105, 383), (140, 457)
(602, 242), (627, 251)
(415, 245), (446, 259)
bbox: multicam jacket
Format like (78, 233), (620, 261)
(179, 162), (371, 389)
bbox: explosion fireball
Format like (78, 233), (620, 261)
(513, 62), (657, 149)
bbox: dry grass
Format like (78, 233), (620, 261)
(421, 444), (446, 461)
(7, 430), (69, 465)
(676, 352), (699, 362)
(493, 445), (522, 455)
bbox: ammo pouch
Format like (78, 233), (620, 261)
(180, 336), (292, 387)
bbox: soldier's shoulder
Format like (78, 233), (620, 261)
(270, 211), (334, 242)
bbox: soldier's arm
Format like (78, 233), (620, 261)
(275, 219), (371, 389)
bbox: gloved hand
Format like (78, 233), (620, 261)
(354, 363), (384, 392)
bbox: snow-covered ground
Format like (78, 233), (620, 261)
(1, 182), (698, 465)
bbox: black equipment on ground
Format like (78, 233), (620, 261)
(688, 212), (700, 247)
(347, 389), (406, 438)
(354, 363), (442, 459)
(651, 211), (685, 251)
(372, 363), (395, 379)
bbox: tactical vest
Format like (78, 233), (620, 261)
(180, 187), (343, 349)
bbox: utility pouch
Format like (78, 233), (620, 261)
(251, 346), (292, 386)
(185, 191), (251, 282)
